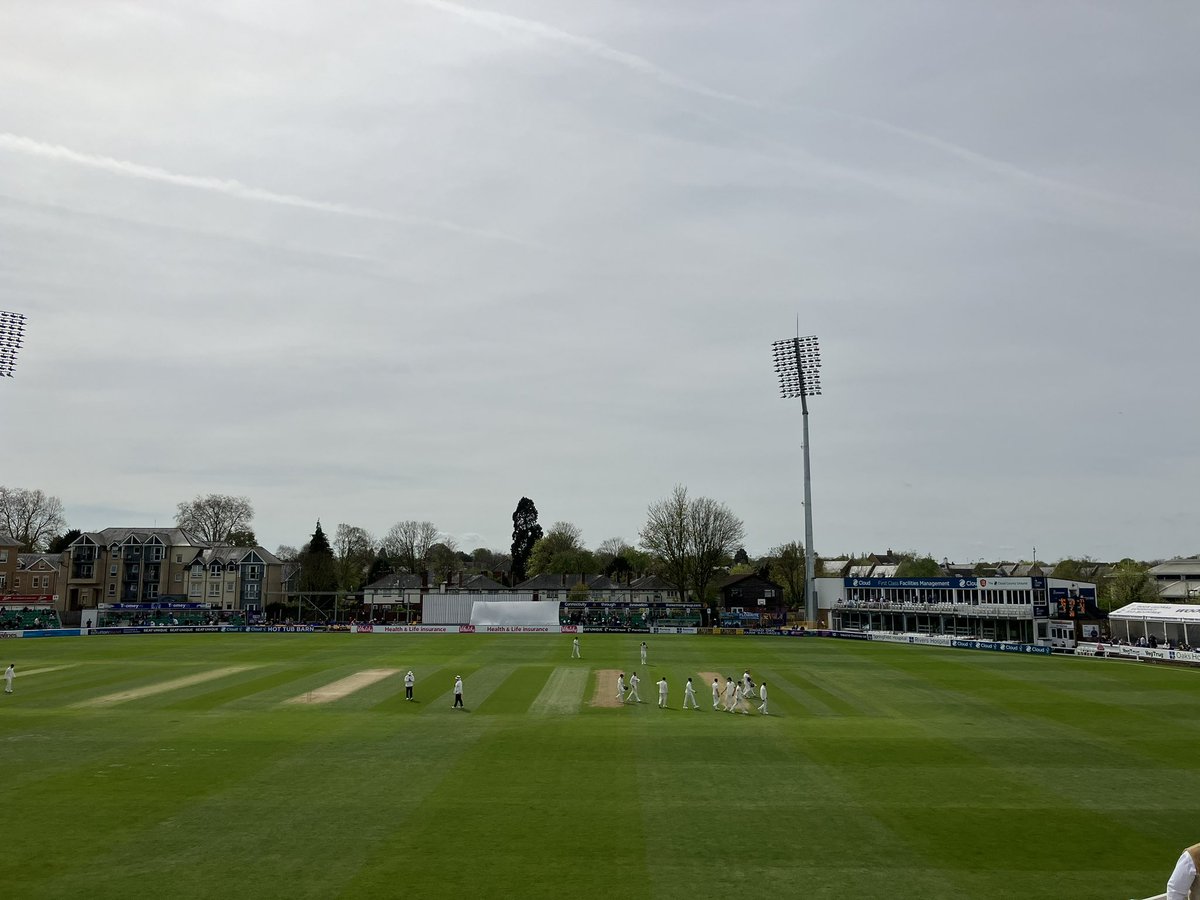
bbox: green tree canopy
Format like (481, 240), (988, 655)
(510, 497), (544, 584)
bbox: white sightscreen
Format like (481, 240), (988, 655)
(469, 600), (561, 627)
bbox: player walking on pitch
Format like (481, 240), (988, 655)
(4, 663), (13, 694)
(657, 676), (669, 708)
(571, 637), (581, 658)
(626, 671), (642, 703)
(758, 681), (769, 715)
(723, 677), (737, 712)
(711, 677), (721, 709)
(683, 677), (699, 709)
(453, 675), (464, 709)
(616, 672), (626, 702)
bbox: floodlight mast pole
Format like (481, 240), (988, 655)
(0, 309), (27, 379)
(773, 335), (821, 624)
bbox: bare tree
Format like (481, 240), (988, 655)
(381, 520), (439, 574)
(686, 495), (745, 604)
(0, 486), (67, 551)
(275, 545), (300, 561)
(428, 538), (462, 584)
(639, 484), (691, 602)
(333, 524), (376, 591)
(175, 494), (254, 543)
(769, 541), (806, 608)
(640, 484), (745, 608)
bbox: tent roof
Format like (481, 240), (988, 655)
(1109, 602), (1200, 624)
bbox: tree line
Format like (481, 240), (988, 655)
(0, 483), (1173, 613)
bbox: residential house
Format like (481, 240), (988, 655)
(0, 534), (20, 593)
(60, 528), (282, 615)
(14, 553), (60, 598)
(717, 572), (787, 622)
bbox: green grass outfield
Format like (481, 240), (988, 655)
(0, 633), (1192, 900)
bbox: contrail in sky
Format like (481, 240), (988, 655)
(0, 132), (531, 246)
(410, 0), (1196, 223)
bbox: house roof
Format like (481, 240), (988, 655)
(628, 575), (679, 591)
(717, 572), (784, 591)
(0, 534), (22, 548)
(461, 574), (507, 591)
(363, 573), (423, 591)
(73, 527), (208, 548)
(1150, 559), (1200, 578)
(192, 546), (282, 566)
(17, 554), (59, 571)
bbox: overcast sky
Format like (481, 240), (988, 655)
(2, 1), (1197, 564)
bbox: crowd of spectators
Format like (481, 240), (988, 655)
(0, 606), (62, 629)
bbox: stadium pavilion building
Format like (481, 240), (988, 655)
(815, 575), (1102, 648)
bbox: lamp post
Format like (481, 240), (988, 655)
(772, 334), (821, 623)
(0, 309), (26, 378)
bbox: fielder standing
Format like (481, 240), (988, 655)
(626, 671), (642, 703)
(683, 677), (699, 709)
(572, 636), (581, 658)
(404, 670), (415, 701)
(723, 677), (737, 712)
(4, 663), (13, 694)
(657, 676), (669, 708)
(640, 641), (647, 665)
(616, 672), (626, 702)
(758, 681), (769, 715)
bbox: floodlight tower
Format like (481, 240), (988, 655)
(772, 334), (821, 623)
(0, 310), (27, 378)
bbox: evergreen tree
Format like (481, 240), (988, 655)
(510, 497), (543, 585)
(299, 520), (337, 600)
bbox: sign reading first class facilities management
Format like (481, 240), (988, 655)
(847, 578), (978, 589)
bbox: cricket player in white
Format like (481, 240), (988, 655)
(743, 670), (754, 694)
(4, 663), (13, 694)
(657, 677), (668, 708)
(711, 677), (721, 709)
(683, 677), (699, 709)
(616, 672), (626, 701)
(1166, 844), (1200, 900)
(640, 642), (647, 665)
(723, 677), (737, 712)
(571, 637), (581, 658)
(758, 681), (769, 715)
(626, 672), (642, 703)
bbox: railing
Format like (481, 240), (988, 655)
(836, 601), (1033, 619)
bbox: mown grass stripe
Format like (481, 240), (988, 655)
(529, 666), (587, 716)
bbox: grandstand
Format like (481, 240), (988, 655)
(95, 602), (247, 629)
(0, 602), (62, 630)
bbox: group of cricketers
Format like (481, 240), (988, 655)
(610, 641), (769, 715)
